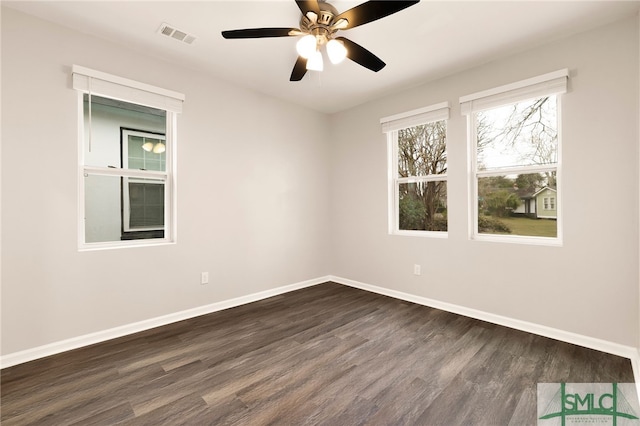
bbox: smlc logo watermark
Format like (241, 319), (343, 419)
(538, 383), (640, 425)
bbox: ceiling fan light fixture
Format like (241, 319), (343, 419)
(332, 18), (349, 30)
(306, 50), (323, 71)
(327, 39), (347, 64)
(153, 142), (166, 154)
(221, 0), (421, 81)
(305, 11), (318, 23)
(142, 140), (154, 152)
(296, 34), (317, 59)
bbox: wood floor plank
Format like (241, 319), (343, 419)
(1, 282), (634, 425)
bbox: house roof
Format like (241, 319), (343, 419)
(532, 187), (557, 198)
(515, 186), (557, 199)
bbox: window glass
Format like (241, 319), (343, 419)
(477, 172), (557, 238)
(84, 174), (124, 244)
(82, 95), (169, 245)
(128, 182), (164, 227)
(394, 120), (448, 233)
(399, 181), (447, 231)
(124, 130), (166, 172)
(474, 95), (559, 240)
(477, 97), (558, 170)
(398, 121), (447, 177)
(83, 95), (166, 169)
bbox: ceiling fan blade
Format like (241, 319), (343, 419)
(335, 37), (385, 72)
(334, 1), (420, 30)
(290, 56), (308, 81)
(295, 0), (320, 17)
(222, 28), (300, 39)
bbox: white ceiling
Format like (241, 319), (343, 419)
(5, 1), (639, 113)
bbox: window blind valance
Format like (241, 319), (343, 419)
(380, 101), (450, 133)
(459, 69), (568, 115)
(72, 65), (185, 113)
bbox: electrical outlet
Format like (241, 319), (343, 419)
(201, 272), (209, 285)
(413, 264), (421, 276)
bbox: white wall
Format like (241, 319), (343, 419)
(329, 16), (639, 347)
(2, 6), (639, 359)
(1, 8), (331, 355)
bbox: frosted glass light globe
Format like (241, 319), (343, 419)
(296, 35), (317, 59)
(306, 50), (324, 71)
(327, 39), (347, 64)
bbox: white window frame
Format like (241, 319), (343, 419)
(381, 102), (450, 238)
(461, 69), (567, 246)
(121, 129), (167, 233)
(74, 65), (184, 250)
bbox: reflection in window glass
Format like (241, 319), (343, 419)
(83, 95), (165, 169)
(124, 178), (165, 232)
(474, 95), (559, 239)
(82, 94), (168, 244)
(84, 174), (123, 244)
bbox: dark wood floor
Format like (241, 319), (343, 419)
(1, 282), (634, 425)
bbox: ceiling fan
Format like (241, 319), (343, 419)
(221, 0), (420, 81)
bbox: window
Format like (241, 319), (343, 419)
(543, 197), (557, 211)
(461, 69), (567, 243)
(381, 102), (449, 235)
(73, 66), (184, 249)
(121, 129), (166, 239)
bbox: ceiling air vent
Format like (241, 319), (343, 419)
(158, 23), (196, 45)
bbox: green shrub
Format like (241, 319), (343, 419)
(428, 217), (448, 232)
(399, 196), (426, 230)
(478, 215), (511, 233)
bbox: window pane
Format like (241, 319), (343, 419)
(126, 131), (165, 172)
(398, 121), (447, 178)
(84, 174), (165, 243)
(478, 173), (557, 237)
(84, 174), (124, 243)
(398, 181), (447, 231)
(477, 96), (557, 170)
(83, 95), (166, 168)
(127, 180), (165, 229)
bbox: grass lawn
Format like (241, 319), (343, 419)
(489, 216), (557, 238)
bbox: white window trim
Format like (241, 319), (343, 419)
(382, 102), (450, 237)
(460, 68), (568, 114)
(462, 72), (566, 246)
(381, 101), (450, 133)
(72, 65), (184, 112)
(75, 66), (183, 251)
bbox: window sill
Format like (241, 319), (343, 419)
(391, 231), (448, 239)
(79, 239), (175, 252)
(471, 234), (562, 247)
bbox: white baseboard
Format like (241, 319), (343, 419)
(329, 275), (639, 361)
(0, 276), (329, 369)
(333, 276), (640, 399)
(3, 274), (639, 386)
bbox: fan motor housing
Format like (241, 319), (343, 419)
(299, 2), (339, 44)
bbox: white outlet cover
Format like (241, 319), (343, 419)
(414, 265), (421, 275)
